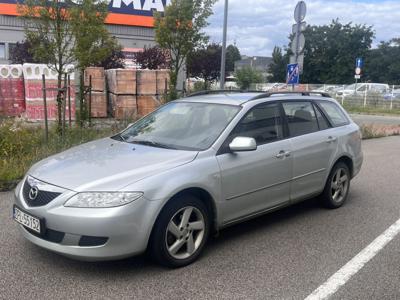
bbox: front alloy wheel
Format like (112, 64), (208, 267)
(166, 207), (205, 260)
(150, 194), (210, 268)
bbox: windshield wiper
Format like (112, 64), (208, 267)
(131, 140), (176, 150)
(111, 134), (126, 142)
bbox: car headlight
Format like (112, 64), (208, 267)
(64, 192), (143, 208)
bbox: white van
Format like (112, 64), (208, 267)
(336, 83), (389, 97)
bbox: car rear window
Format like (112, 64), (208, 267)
(282, 101), (319, 137)
(317, 101), (349, 127)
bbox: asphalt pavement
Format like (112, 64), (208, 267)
(1, 136), (400, 300)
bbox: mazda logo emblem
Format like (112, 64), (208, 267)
(29, 186), (39, 200)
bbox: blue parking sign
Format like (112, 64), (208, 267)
(287, 63), (300, 85)
(356, 58), (364, 69)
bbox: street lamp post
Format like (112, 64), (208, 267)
(219, 0), (228, 90)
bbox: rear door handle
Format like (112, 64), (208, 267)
(276, 150), (291, 159)
(327, 136), (337, 143)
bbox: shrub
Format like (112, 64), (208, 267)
(235, 67), (263, 90)
(0, 119), (121, 191)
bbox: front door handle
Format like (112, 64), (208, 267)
(327, 136), (337, 143)
(276, 150), (291, 159)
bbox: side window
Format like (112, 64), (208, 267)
(357, 85), (367, 92)
(282, 101), (319, 137)
(231, 103), (283, 145)
(317, 101), (349, 127)
(313, 104), (330, 130)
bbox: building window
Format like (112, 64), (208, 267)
(0, 43), (5, 59)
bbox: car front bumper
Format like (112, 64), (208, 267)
(14, 180), (160, 261)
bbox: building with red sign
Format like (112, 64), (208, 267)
(0, 0), (169, 64)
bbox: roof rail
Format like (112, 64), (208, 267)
(186, 90), (261, 97)
(248, 91), (331, 101)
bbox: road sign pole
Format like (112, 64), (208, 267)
(219, 0), (228, 90)
(290, 1), (306, 79)
(294, 6), (301, 63)
(355, 77), (358, 94)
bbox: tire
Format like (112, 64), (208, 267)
(149, 194), (210, 268)
(320, 162), (351, 209)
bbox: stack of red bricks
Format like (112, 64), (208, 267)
(106, 69), (137, 120)
(84, 67), (107, 118)
(136, 69), (169, 116)
(103, 68), (170, 119)
(23, 64), (75, 121)
(0, 65), (25, 117)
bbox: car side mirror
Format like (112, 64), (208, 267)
(229, 137), (257, 152)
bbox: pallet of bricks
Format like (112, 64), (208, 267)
(106, 69), (137, 120)
(0, 65), (25, 117)
(84, 67), (107, 118)
(136, 69), (169, 117)
(106, 69), (169, 119)
(23, 64), (76, 121)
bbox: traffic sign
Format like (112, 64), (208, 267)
(355, 67), (361, 75)
(292, 22), (306, 34)
(291, 33), (305, 54)
(291, 1), (307, 75)
(294, 1), (307, 23)
(356, 58), (363, 68)
(287, 63), (300, 85)
(355, 75), (361, 79)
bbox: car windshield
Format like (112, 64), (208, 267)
(115, 101), (241, 151)
(345, 84), (359, 90)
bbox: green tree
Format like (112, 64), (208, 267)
(364, 39), (400, 85)
(20, 0), (76, 132)
(287, 19), (374, 84)
(154, 0), (217, 101)
(235, 66), (263, 90)
(187, 43), (221, 89)
(70, 0), (117, 125)
(267, 46), (287, 82)
(225, 44), (241, 74)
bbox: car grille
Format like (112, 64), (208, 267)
(23, 180), (62, 207)
(25, 227), (108, 246)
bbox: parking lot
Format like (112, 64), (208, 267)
(1, 136), (400, 300)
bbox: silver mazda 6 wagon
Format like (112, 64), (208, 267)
(13, 91), (363, 268)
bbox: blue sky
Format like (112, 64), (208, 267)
(205, 0), (400, 56)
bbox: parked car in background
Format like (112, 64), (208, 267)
(312, 85), (341, 94)
(336, 83), (390, 97)
(383, 89), (400, 101)
(13, 91), (363, 268)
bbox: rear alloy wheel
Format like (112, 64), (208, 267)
(150, 195), (210, 268)
(321, 162), (351, 209)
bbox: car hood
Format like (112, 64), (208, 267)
(28, 138), (198, 191)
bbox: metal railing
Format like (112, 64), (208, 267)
(191, 82), (400, 110)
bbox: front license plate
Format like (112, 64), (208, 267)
(13, 206), (42, 234)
